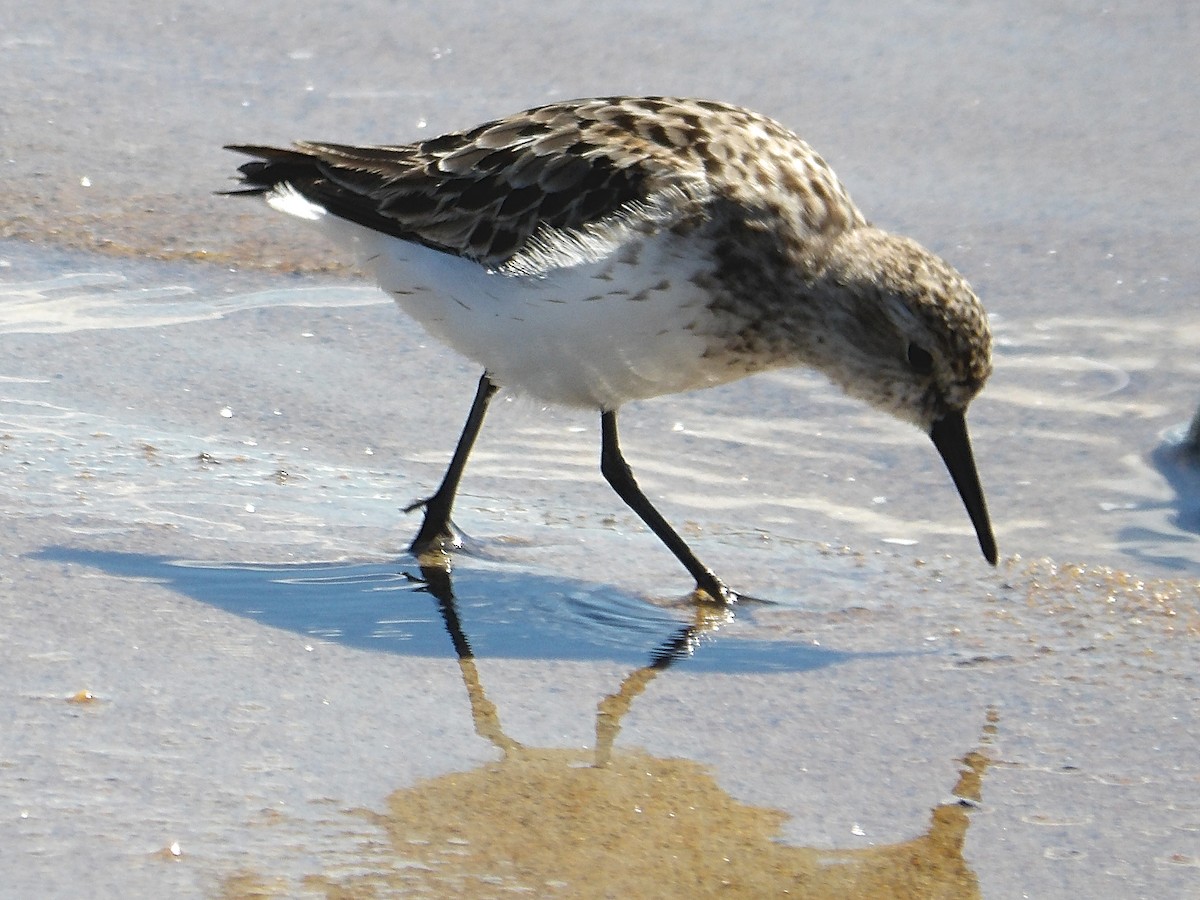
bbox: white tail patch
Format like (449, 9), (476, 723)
(265, 183), (328, 221)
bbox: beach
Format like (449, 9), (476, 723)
(2, 3), (1198, 896)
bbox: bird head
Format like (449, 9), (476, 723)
(808, 227), (997, 564)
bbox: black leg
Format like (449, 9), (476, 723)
(599, 410), (734, 604)
(407, 373), (499, 555)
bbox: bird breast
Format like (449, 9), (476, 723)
(330, 215), (769, 410)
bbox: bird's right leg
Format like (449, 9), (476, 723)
(406, 373), (499, 556)
(599, 409), (736, 604)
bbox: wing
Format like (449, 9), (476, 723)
(225, 98), (718, 274)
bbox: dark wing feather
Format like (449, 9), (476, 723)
(225, 98), (716, 271)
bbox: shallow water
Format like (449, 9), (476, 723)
(3, 240), (1197, 579)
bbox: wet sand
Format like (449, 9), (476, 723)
(2, 3), (1199, 897)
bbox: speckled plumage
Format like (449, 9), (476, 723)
(225, 96), (998, 598)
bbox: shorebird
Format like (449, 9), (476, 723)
(225, 96), (997, 603)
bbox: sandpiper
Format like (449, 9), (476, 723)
(225, 96), (997, 603)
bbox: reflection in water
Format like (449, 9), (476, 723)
(413, 563), (736, 766)
(226, 565), (996, 898)
(38, 544), (995, 895)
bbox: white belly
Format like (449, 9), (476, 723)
(324, 218), (744, 410)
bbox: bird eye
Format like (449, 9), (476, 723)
(906, 343), (934, 375)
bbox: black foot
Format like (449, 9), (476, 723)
(693, 572), (738, 606)
(404, 497), (463, 558)
(691, 573), (774, 606)
(408, 526), (464, 559)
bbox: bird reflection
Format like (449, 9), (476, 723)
(293, 563), (996, 897)
(409, 562), (733, 766)
(31, 544), (994, 895)
(409, 565), (524, 755)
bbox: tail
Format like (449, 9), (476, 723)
(219, 145), (323, 197)
(220, 144), (416, 238)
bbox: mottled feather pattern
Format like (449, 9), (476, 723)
(230, 97), (861, 270)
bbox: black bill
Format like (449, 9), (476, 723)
(930, 411), (998, 565)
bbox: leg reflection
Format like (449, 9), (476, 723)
(595, 603), (733, 767)
(407, 566), (736, 767)
(413, 564), (522, 755)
